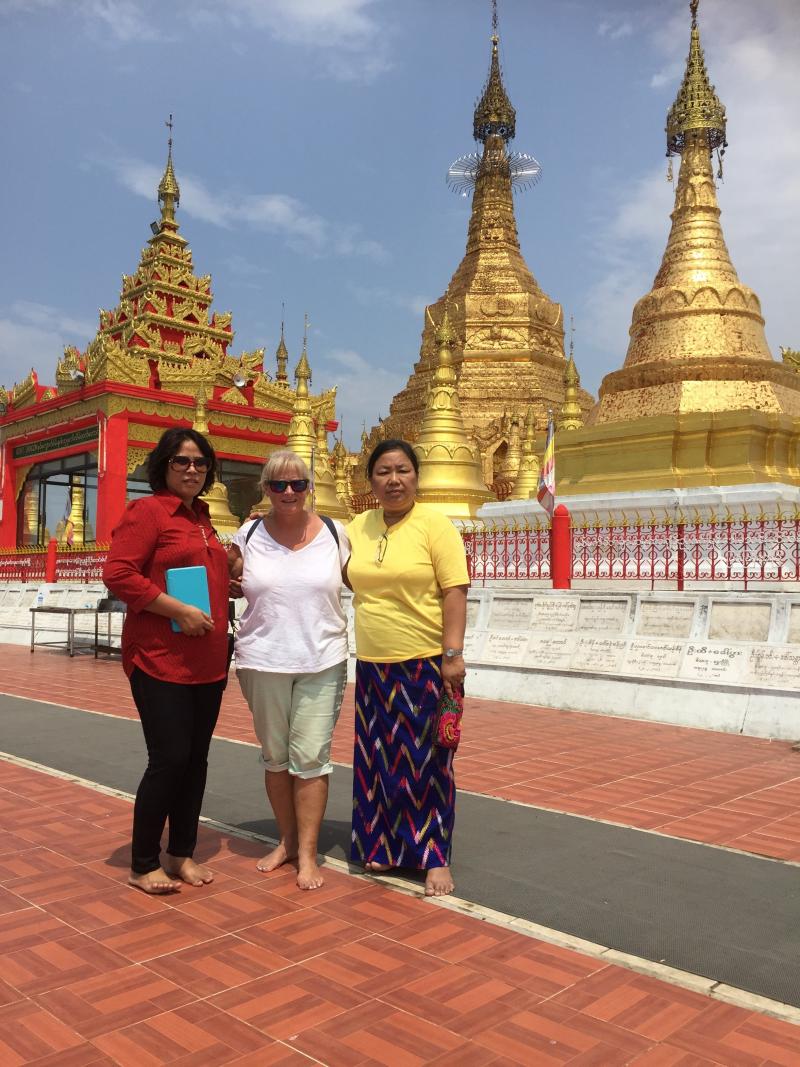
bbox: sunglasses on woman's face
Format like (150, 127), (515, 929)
(268, 478), (309, 493)
(169, 455), (210, 472)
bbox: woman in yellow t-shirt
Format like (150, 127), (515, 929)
(344, 440), (468, 897)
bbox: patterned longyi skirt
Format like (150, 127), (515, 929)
(350, 656), (455, 870)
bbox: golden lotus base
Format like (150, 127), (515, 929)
(556, 410), (800, 496)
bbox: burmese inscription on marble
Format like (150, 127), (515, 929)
(484, 631), (530, 666)
(636, 601), (694, 638)
(489, 598), (534, 631)
(530, 597), (580, 632)
(786, 605), (800, 645)
(527, 633), (578, 670)
(463, 630), (485, 661)
(572, 636), (627, 673)
(466, 599), (480, 629)
(708, 602), (770, 643)
(624, 639), (683, 679)
(747, 647), (800, 691)
(680, 643), (748, 684)
(577, 599), (628, 634)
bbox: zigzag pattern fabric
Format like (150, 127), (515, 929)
(351, 657), (455, 870)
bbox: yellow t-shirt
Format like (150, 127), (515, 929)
(347, 502), (469, 662)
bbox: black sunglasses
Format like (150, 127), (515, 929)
(170, 455), (210, 472)
(268, 478), (309, 493)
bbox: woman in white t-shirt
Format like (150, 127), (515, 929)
(228, 450), (350, 891)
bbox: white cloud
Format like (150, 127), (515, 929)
(598, 17), (633, 41)
(222, 0), (390, 81)
(315, 347), (406, 447)
(584, 0), (800, 377)
(0, 302), (95, 389)
(0, 0), (160, 41)
(100, 156), (387, 260)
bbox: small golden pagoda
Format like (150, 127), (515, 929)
(509, 406), (539, 500)
(414, 307), (493, 518)
(375, 2), (593, 492)
(558, 0), (800, 494)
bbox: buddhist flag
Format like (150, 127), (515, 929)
(537, 415), (555, 517)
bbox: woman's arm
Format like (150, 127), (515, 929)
(440, 584), (467, 697)
(227, 544), (244, 598)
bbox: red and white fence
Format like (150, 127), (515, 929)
(3, 511), (800, 589)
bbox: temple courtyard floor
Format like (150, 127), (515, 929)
(0, 642), (798, 1065)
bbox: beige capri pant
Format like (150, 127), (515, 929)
(237, 661), (347, 779)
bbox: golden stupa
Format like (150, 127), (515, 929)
(373, 6), (593, 491)
(414, 307), (494, 518)
(558, 0), (800, 494)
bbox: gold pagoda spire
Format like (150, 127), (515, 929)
(192, 387), (209, 434)
(588, 0), (800, 425)
(558, 324), (583, 431)
(666, 0), (726, 164)
(332, 435), (352, 513)
(312, 416), (349, 520)
(157, 114), (181, 232)
(509, 406), (539, 499)
(284, 315), (315, 468)
(414, 307), (493, 518)
(275, 312), (289, 386)
(473, 0), (516, 144)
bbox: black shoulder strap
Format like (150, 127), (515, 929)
(320, 514), (340, 548)
(244, 516), (263, 546)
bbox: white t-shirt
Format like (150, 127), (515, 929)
(232, 517), (350, 673)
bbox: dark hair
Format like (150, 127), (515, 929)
(146, 427), (217, 495)
(366, 438), (419, 478)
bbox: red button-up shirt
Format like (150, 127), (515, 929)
(102, 490), (229, 684)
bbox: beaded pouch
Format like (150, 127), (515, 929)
(432, 687), (464, 751)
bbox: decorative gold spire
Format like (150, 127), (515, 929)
(157, 114), (181, 231)
(312, 417), (349, 520)
(558, 323), (584, 431)
(275, 311), (289, 386)
(509, 406), (539, 499)
(473, 0), (516, 143)
(192, 387), (209, 434)
(666, 1), (726, 161)
(498, 412), (522, 482)
(414, 307), (493, 517)
(332, 435), (352, 513)
(285, 315), (315, 468)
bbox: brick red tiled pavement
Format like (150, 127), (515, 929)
(2, 755), (800, 1064)
(2, 644), (799, 862)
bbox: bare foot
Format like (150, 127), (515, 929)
(365, 861), (392, 873)
(296, 858), (324, 890)
(425, 866), (454, 897)
(128, 868), (181, 895)
(256, 841), (297, 873)
(163, 857), (213, 886)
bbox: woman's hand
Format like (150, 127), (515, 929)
(174, 605), (214, 637)
(441, 654), (465, 698)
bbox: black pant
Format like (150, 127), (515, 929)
(129, 667), (224, 875)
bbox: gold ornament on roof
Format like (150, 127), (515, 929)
(275, 312), (290, 385)
(158, 114), (181, 225)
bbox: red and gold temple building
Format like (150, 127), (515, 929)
(0, 142), (344, 549)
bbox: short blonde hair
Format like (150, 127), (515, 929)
(260, 450), (310, 489)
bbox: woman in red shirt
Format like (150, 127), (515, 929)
(103, 428), (229, 894)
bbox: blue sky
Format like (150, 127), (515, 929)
(1, 0), (797, 447)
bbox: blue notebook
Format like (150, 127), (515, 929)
(165, 566), (210, 632)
